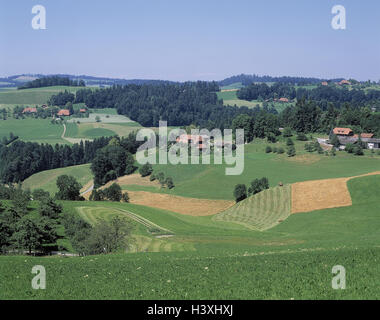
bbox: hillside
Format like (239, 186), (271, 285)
(2, 174), (380, 299)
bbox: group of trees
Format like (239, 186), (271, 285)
(0, 137), (112, 183)
(237, 82), (380, 109)
(1, 132), (18, 146)
(48, 90), (75, 106)
(0, 187), (62, 254)
(18, 76), (85, 90)
(52, 81), (258, 129)
(62, 213), (132, 256)
(233, 177), (269, 203)
(90, 183), (129, 202)
(0, 133), (142, 184)
(91, 145), (135, 187)
(231, 100), (380, 143)
(238, 82), (297, 100)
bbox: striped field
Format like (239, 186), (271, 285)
(213, 185), (291, 231)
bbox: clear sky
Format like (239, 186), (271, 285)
(1, 0), (379, 81)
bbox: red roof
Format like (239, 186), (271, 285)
(22, 107), (37, 113)
(333, 127), (353, 136)
(339, 80), (351, 85)
(57, 109), (70, 116)
(321, 81), (328, 86)
(79, 109), (86, 113)
(279, 97), (289, 102)
(353, 133), (374, 139)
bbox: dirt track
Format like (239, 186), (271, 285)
(291, 171), (380, 214)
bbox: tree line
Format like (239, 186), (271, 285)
(238, 82), (380, 109)
(51, 81), (256, 128)
(18, 76), (85, 90)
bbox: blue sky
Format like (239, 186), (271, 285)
(1, 0), (379, 81)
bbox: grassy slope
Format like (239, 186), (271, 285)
(22, 164), (92, 194)
(0, 118), (68, 145)
(213, 185), (291, 231)
(1, 175), (380, 299)
(0, 86), (84, 105)
(148, 139), (380, 200)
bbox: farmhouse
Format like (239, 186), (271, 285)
(279, 97), (289, 103)
(176, 134), (209, 150)
(321, 81), (328, 86)
(57, 109), (71, 116)
(79, 108), (87, 113)
(22, 107), (37, 114)
(339, 80), (351, 86)
(333, 127), (353, 136)
(333, 127), (380, 149)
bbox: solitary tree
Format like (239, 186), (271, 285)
(55, 175), (82, 201)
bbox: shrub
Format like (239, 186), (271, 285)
(286, 138), (294, 146)
(122, 192), (130, 203)
(165, 177), (175, 189)
(103, 183), (122, 202)
(265, 146), (272, 153)
(296, 133), (308, 141)
(287, 145), (296, 157)
(282, 127), (293, 138)
(277, 147), (285, 154)
(233, 184), (247, 203)
(139, 163), (153, 177)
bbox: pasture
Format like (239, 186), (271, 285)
(2, 174), (380, 299)
(22, 164), (93, 195)
(0, 86), (84, 105)
(0, 118), (68, 145)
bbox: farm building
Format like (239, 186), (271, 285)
(339, 80), (351, 85)
(332, 127), (380, 149)
(176, 134), (209, 150)
(321, 81), (328, 86)
(22, 107), (37, 114)
(333, 127), (353, 136)
(57, 109), (71, 116)
(279, 97), (289, 103)
(79, 108), (87, 113)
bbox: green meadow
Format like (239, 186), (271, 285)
(22, 164), (93, 194)
(1, 174), (380, 299)
(0, 118), (68, 145)
(0, 86), (84, 105)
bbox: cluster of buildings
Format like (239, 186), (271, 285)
(332, 127), (380, 149)
(22, 106), (87, 117)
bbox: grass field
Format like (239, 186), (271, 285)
(0, 86), (84, 105)
(22, 164), (93, 195)
(0, 118), (68, 144)
(147, 139), (380, 200)
(1, 174), (380, 299)
(214, 185), (291, 231)
(217, 90), (294, 112)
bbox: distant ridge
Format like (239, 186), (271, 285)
(218, 73), (345, 87)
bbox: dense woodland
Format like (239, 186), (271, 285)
(237, 82), (380, 109)
(71, 82), (255, 127)
(0, 133), (141, 184)
(219, 74), (343, 87)
(18, 76), (85, 90)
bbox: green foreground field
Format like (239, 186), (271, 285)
(1, 175), (380, 299)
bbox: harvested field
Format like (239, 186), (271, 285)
(291, 171), (380, 214)
(126, 191), (234, 216)
(103, 174), (160, 188)
(285, 154), (321, 164)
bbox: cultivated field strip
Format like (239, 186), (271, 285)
(76, 206), (173, 235)
(213, 185), (291, 231)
